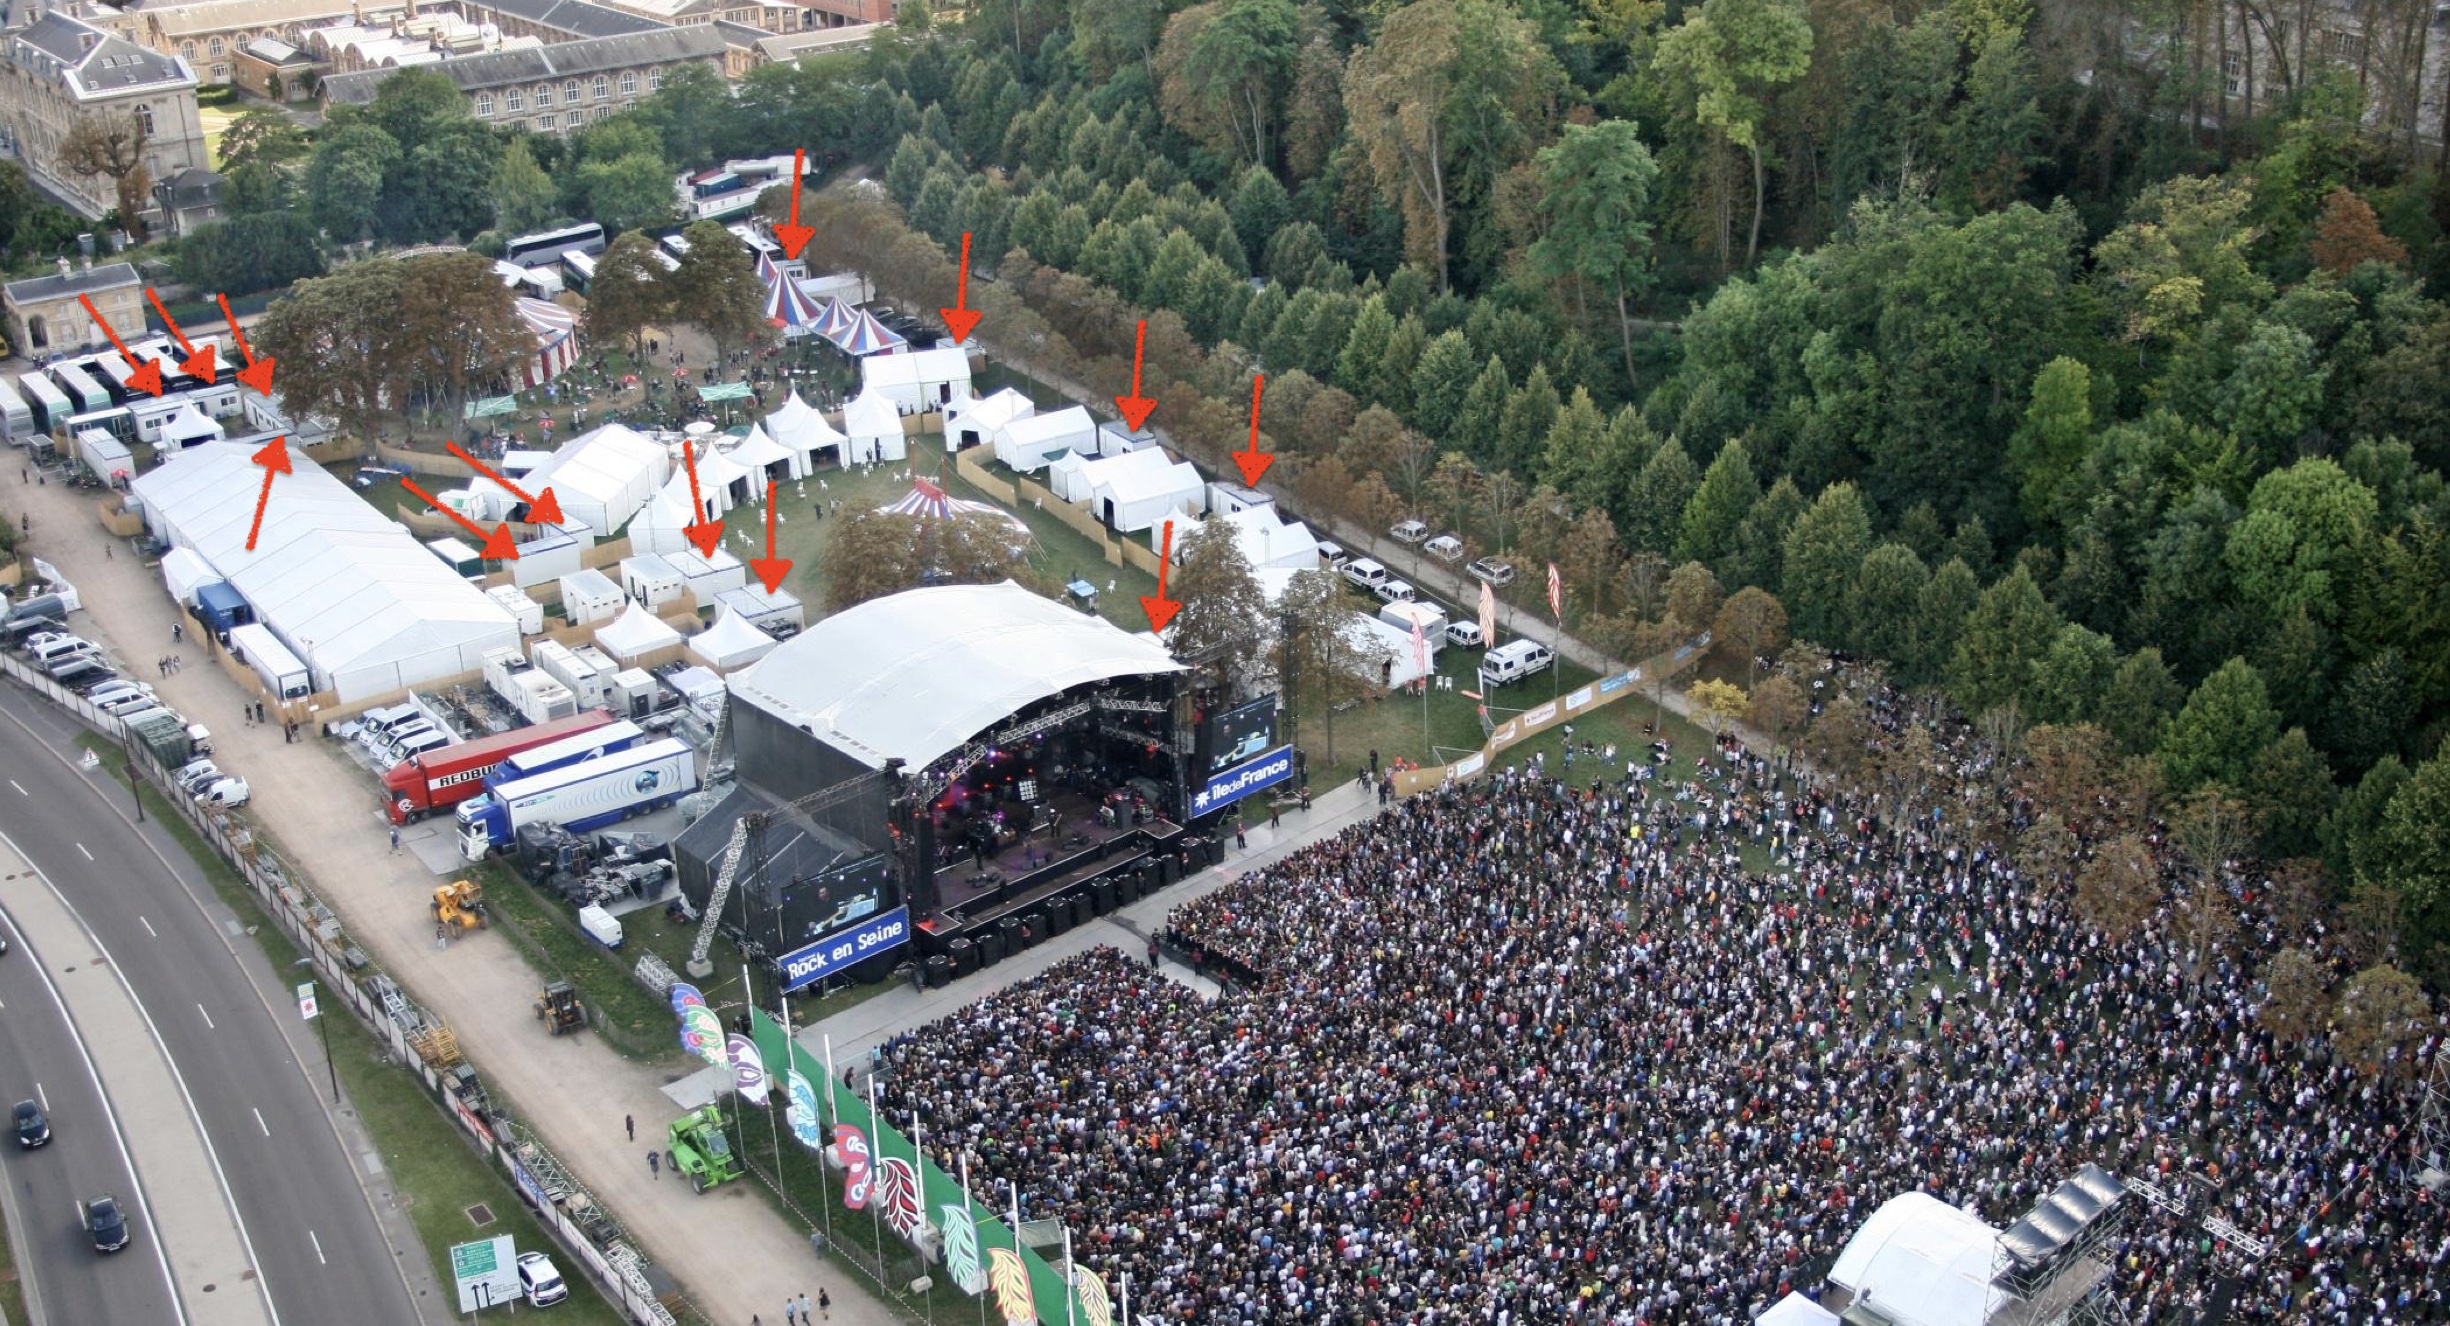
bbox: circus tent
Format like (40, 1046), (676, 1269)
(810, 296), (858, 343)
(761, 259), (824, 334)
(514, 297), (579, 387)
(830, 307), (906, 357)
(880, 477), (1029, 535)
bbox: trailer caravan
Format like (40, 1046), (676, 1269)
(228, 622), (312, 700)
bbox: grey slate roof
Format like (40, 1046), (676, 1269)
(12, 11), (193, 95)
(458, 0), (667, 40)
(4, 262), (143, 306)
(319, 22), (721, 102)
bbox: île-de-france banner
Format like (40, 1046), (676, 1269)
(748, 1008), (1105, 1326)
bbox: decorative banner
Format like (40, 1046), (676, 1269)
(785, 1070), (824, 1148)
(680, 1004), (726, 1066)
(877, 1155), (924, 1240)
(1547, 561), (1563, 619)
(940, 1201), (987, 1295)
(1478, 580), (1497, 648)
(987, 1246), (1036, 1326)
(1075, 1266), (1113, 1326)
(669, 983), (705, 1015)
(832, 1124), (874, 1208)
(726, 1033), (769, 1103)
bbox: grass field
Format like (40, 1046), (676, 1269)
(0, 1181), (28, 1326)
(77, 736), (632, 1326)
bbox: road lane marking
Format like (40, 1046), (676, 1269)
(253, 1108), (268, 1137)
(139, 916), (156, 938)
(308, 1230), (324, 1265)
(75, 844), (92, 861)
(36, 1083), (47, 1112)
(196, 1004), (214, 1030)
(7, 780), (24, 795)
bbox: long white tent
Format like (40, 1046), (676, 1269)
(131, 442), (519, 702)
(469, 422), (669, 538)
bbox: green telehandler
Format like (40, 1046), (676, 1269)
(667, 1105), (741, 1194)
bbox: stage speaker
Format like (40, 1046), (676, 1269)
(1018, 914), (1041, 948)
(1069, 894), (1092, 928)
(1091, 879), (1116, 914)
(999, 915), (1024, 953)
(1153, 855), (1175, 886)
(977, 929), (1003, 966)
(1117, 872), (1141, 905)
(925, 954), (950, 988)
(948, 937), (975, 977)
(1206, 836), (1225, 866)
(1045, 900), (1072, 936)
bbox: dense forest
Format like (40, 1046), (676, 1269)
(177, 0), (2450, 979)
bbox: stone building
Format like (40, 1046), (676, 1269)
(3, 258), (142, 357)
(317, 19), (719, 134)
(0, 8), (205, 221)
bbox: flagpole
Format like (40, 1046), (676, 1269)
(747, 964), (781, 1179)
(820, 1033), (837, 1255)
(866, 1072), (886, 1289)
(1062, 1226), (1078, 1326)
(913, 1103), (935, 1318)
(1121, 1271), (1130, 1326)
(962, 1152), (986, 1326)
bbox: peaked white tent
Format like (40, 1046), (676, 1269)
(1057, 447), (1205, 533)
(592, 602), (686, 666)
(859, 344), (973, 413)
(689, 443), (757, 513)
(159, 402), (224, 449)
(765, 391), (849, 472)
(624, 485), (698, 557)
(687, 609), (777, 671)
(946, 386), (1033, 450)
(841, 389), (906, 464)
(1162, 504), (1319, 571)
(991, 406), (1095, 473)
(729, 424), (798, 484)
(1827, 1194), (2004, 1326)
(1757, 1294), (1839, 1326)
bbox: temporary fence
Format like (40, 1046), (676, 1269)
(1, 651), (685, 1326)
(1387, 632), (1712, 798)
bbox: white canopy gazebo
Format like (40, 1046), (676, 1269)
(841, 389), (906, 464)
(593, 602), (686, 666)
(687, 608), (777, 671)
(729, 424), (797, 484)
(765, 391), (848, 472)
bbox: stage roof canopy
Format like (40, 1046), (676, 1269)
(1827, 1193), (2004, 1326)
(728, 580), (1185, 770)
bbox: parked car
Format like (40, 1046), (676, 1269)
(1341, 559), (1390, 592)
(174, 759), (224, 796)
(197, 778), (251, 809)
(1315, 541), (1348, 569)
(12, 1101), (48, 1148)
(1467, 557), (1517, 586)
(1375, 579), (1418, 605)
(518, 1251), (568, 1307)
(1478, 640), (1555, 689)
(81, 1195), (129, 1252)
(1423, 534), (1466, 563)
(94, 690), (159, 718)
(1389, 519), (1430, 544)
(1444, 621), (1486, 649)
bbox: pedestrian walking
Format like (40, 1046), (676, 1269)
(390, 826), (401, 854)
(1147, 938), (1161, 969)
(816, 1289), (828, 1320)
(243, 705), (252, 727)
(648, 1149), (661, 1179)
(172, 622), (182, 644)
(625, 1113), (635, 1142)
(785, 1296), (799, 1326)
(1268, 800), (1281, 828)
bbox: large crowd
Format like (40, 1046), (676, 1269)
(874, 700), (2446, 1325)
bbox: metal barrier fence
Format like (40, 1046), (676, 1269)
(2, 653), (684, 1326)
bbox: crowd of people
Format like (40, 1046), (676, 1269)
(874, 698), (2446, 1325)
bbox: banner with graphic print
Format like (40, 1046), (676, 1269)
(748, 1008), (1093, 1325)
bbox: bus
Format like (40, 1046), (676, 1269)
(560, 249), (597, 293)
(503, 223), (606, 270)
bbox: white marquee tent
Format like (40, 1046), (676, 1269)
(946, 386), (1033, 450)
(1757, 1295), (1839, 1326)
(130, 442), (519, 702)
(840, 389), (907, 464)
(1160, 504), (1319, 571)
(858, 345), (973, 413)
(763, 392), (847, 472)
(729, 581), (1185, 770)
(728, 424), (798, 485)
(1826, 1194), (2005, 1326)
(469, 423), (669, 537)
(687, 609), (777, 671)
(592, 602), (686, 665)
(1049, 447), (1204, 533)
(991, 406), (1095, 473)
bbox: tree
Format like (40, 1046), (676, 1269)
(491, 137), (558, 237)
(2360, 751), (2450, 975)
(2216, 321), (2328, 463)
(2159, 658), (2281, 794)
(1688, 678), (1748, 736)
(1746, 673), (1808, 766)
(1624, 438), (1699, 555)
(1152, 0), (1302, 169)
(581, 232), (671, 359)
(577, 153), (677, 236)
(58, 112), (153, 242)
(1449, 358), (1512, 465)
(217, 108), (308, 173)
(1666, 562), (1725, 634)
(824, 510), (1035, 611)
(254, 252), (526, 436)
(1911, 557), (1979, 687)
(1847, 543), (1929, 674)
(1713, 586), (1787, 687)
(392, 120), (499, 241)
(1411, 330), (1479, 439)
(1938, 28), (2044, 212)
(1525, 121), (1660, 381)
(2075, 833), (2160, 940)
(2007, 357), (2092, 527)
(2257, 946), (2330, 1045)
(305, 123), (399, 242)
(1342, 0), (1565, 292)
(1536, 388), (1607, 499)
(1170, 518), (1274, 697)
(2099, 647), (2185, 756)
(2224, 458), (2377, 625)
(1780, 481), (1870, 647)
(2309, 186), (2408, 275)
(2330, 965), (2433, 1077)
(1722, 475), (1804, 590)
(2028, 624), (2117, 726)
(2247, 727), (2336, 860)
(670, 222), (772, 365)
(1275, 567), (1369, 764)
(1495, 367), (1560, 478)
(1559, 509), (1621, 616)
(2019, 812), (2077, 888)
(1950, 565), (2062, 719)
(0, 159), (79, 258)
(1650, 0), (1813, 268)
(1675, 439), (1759, 569)
(170, 212), (326, 295)
(1802, 692), (1873, 779)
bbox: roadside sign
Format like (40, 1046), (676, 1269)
(450, 1234), (519, 1312)
(295, 982), (318, 1020)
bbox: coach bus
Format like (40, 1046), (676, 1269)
(504, 223), (606, 270)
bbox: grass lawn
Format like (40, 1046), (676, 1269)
(74, 735), (630, 1325)
(0, 1178), (27, 1326)
(615, 898), (898, 1031)
(467, 859), (679, 1064)
(199, 105), (240, 167)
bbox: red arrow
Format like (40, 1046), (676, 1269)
(243, 437), (289, 551)
(1232, 374), (1272, 487)
(680, 439), (725, 557)
(400, 478), (519, 559)
(79, 294), (162, 396)
(939, 231), (981, 345)
(446, 442), (564, 526)
(1113, 319), (1156, 432)
(146, 288), (216, 383)
(748, 480), (792, 593)
(772, 149), (814, 261)
(218, 293), (276, 396)
(1140, 520), (1181, 634)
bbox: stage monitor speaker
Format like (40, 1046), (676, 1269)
(1159, 854), (1179, 886)
(1092, 879), (1116, 914)
(948, 937), (975, 977)
(1207, 836), (1225, 865)
(924, 954), (950, 988)
(1069, 894), (1092, 928)
(977, 929), (1004, 966)
(1046, 901), (1073, 936)
(1018, 914), (1041, 947)
(1117, 873), (1141, 905)
(999, 915), (1024, 952)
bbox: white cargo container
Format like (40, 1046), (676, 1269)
(486, 584), (545, 635)
(558, 568), (624, 625)
(620, 555), (685, 610)
(228, 622), (312, 700)
(531, 639), (611, 709)
(577, 904), (623, 948)
(662, 546), (746, 601)
(608, 667), (661, 719)
(508, 669), (577, 724)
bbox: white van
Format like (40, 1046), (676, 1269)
(1341, 559), (1389, 592)
(393, 729), (451, 763)
(1390, 519), (1430, 544)
(1444, 621), (1485, 649)
(30, 636), (96, 668)
(1478, 640), (1554, 689)
(1375, 579), (1417, 605)
(1424, 534), (1465, 563)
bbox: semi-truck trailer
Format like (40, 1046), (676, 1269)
(457, 738), (698, 860)
(381, 709), (616, 825)
(486, 719), (646, 790)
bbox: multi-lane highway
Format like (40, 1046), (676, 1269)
(0, 691), (427, 1326)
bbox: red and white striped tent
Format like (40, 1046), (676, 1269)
(515, 296), (579, 388)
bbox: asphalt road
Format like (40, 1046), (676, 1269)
(0, 903), (185, 1326)
(0, 693), (427, 1326)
